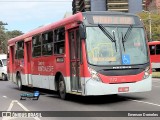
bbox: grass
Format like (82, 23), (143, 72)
(152, 72), (160, 78)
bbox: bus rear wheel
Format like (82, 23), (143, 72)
(58, 75), (68, 100)
(17, 73), (24, 90)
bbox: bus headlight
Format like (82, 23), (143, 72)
(88, 67), (101, 82)
(143, 66), (150, 79)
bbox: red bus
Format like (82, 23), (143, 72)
(148, 41), (160, 71)
(8, 11), (151, 99)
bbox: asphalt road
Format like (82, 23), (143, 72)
(0, 78), (160, 120)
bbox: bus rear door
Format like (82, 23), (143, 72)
(25, 41), (32, 86)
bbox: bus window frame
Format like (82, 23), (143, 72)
(32, 34), (42, 58)
(15, 40), (24, 60)
(41, 30), (54, 56)
(53, 27), (65, 55)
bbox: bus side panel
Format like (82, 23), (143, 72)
(31, 56), (57, 90)
(151, 54), (160, 69)
(150, 54), (160, 63)
(14, 58), (25, 84)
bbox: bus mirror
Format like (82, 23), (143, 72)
(79, 24), (86, 40)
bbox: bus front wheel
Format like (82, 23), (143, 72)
(2, 73), (7, 81)
(58, 75), (68, 100)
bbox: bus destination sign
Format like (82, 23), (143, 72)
(92, 15), (135, 24)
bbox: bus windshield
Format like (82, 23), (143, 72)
(86, 26), (148, 66)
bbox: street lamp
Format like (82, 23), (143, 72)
(142, 10), (152, 41)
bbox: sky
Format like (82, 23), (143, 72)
(0, 0), (72, 33)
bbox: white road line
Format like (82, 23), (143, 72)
(152, 85), (160, 88)
(2, 100), (41, 120)
(7, 100), (15, 111)
(129, 99), (160, 107)
(15, 100), (29, 111)
(153, 79), (160, 81)
(2, 96), (7, 98)
(152, 81), (160, 83)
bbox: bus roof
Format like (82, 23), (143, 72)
(148, 41), (160, 45)
(8, 12), (83, 45)
(8, 11), (139, 45)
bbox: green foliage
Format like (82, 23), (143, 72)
(0, 21), (23, 53)
(137, 12), (160, 41)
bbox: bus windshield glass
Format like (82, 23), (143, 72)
(86, 26), (148, 66)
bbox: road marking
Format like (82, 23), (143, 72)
(7, 100), (15, 111)
(15, 100), (29, 111)
(2, 100), (41, 120)
(152, 85), (160, 88)
(153, 79), (160, 81)
(152, 81), (160, 83)
(2, 96), (7, 98)
(129, 99), (160, 107)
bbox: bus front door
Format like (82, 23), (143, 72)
(69, 29), (82, 92)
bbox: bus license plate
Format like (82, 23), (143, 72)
(118, 87), (129, 92)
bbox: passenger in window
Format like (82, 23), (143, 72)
(59, 47), (64, 54)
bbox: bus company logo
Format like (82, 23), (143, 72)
(20, 91), (40, 100)
(112, 66), (132, 69)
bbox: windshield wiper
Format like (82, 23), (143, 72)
(122, 25), (133, 42)
(121, 32), (125, 51)
(121, 25), (133, 51)
(98, 24), (117, 52)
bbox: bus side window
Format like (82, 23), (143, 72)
(32, 35), (41, 57)
(156, 44), (160, 55)
(42, 31), (53, 56)
(149, 45), (155, 55)
(54, 27), (65, 54)
(15, 41), (24, 59)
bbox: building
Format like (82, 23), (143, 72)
(146, 0), (160, 13)
(72, 0), (91, 14)
(72, 0), (146, 14)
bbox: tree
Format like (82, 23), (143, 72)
(138, 12), (160, 41)
(0, 21), (23, 53)
(6, 30), (23, 39)
(0, 21), (7, 53)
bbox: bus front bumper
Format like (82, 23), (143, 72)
(84, 75), (152, 96)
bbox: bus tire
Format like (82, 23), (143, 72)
(17, 73), (24, 90)
(2, 73), (7, 81)
(58, 75), (68, 100)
